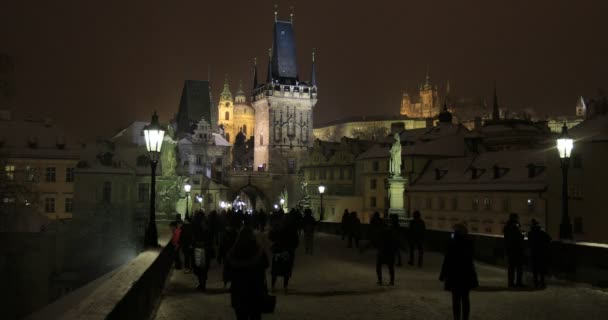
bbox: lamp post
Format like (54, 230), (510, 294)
(557, 124), (574, 240)
(318, 185), (326, 221)
(184, 183), (191, 220)
(196, 194), (203, 212)
(220, 201), (226, 210)
(280, 197), (285, 211)
(143, 111), (165, 247)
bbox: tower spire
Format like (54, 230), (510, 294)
(266, 48), (273, 83)
(311, 48), (317, 87)
(252, 57), (258, 90)
(492, 82), (500, 121)
(220, 74), (233, 101)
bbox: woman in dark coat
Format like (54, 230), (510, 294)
(439, 224), (478, 320)
(226, 227), (269, 320)
(269, 218), (298, 293)
(191, 210), (214, 291)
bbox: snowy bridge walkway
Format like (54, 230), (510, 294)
(153, 233), (608, 320)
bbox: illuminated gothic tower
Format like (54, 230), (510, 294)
(217, 75), (234, 143)
(251, 9), (318, 173)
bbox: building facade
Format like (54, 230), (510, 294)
(217, 78), (255, 144)
(400, 73), (441, 118)
(251, 14), (317, 173)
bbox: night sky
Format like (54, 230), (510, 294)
(1, 0), (607, 139)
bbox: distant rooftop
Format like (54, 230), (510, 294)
(316, 114), (425, 128)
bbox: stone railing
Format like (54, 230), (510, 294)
(26, 240), (175, 320)
(317, 222), (608, 288)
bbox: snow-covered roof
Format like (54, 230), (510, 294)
(409, 149), (546, 192)
(0, 117), (83, 159)
(212, 133), (231, 146)
(569, 115), (608, 142)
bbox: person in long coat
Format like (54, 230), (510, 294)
(375, 222), (399, 285)
(440, 224), (478, 320)
(341, 209), (350, 240)
(269, 217), (298, 293)
(408, 210), (426, 267)
(503, 213), (525, 287)
(191, 210), (214, 291)
(348, 211), (361, 249)
(527, 219), (551, 288)
(226, 227), (269, 320)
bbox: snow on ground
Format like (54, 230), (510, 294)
(154, 233), (608, 320)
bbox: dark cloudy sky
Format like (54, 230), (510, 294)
(1, 0), (607, 138)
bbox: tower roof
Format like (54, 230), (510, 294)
(236, 80), (246, 97)
(220, 75), (233, 101)
(271, 20), (299, 83)
(438, 101), (453, 123)
(177, 80), (213, 135)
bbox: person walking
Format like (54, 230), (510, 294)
(191, 210), (214, 291)
(269, 216), (299, 294)
(389, 214), (403, 266)
(408, 210), (426, 267)
(375, 222), (399, 286)
(341, 209), (350, 241)
(302, 209), (317, 254)
(226, 227), (270, 320)
(170, 221), (183, 270)
(440, 224), (479, 320)
(181, 218), (194, 273)
(503, 213), (525, 287)
(348, 211), (361, 249)
(527, 219), (551, 289)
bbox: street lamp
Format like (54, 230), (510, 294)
(220, 201), (226, 209)
(280, 198), (285, 210)
(184, 183), (191, 220)
(318, 185), (326, 221)
(557, 124), (574, 240)
(143, 111), (165, 247)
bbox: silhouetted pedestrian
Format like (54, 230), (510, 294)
(219, 224), (238, 287)
(527, 219), (551, 289)
(181, 219), (194, 273)
(192, 210), (214, 291)
(348, 211), (360, 248)
(503, 213), (525, 287)
(389, 214), (403, 266)
(259, 209), (268, 232)
(369, 211), (384, 245)
(375, 222), (399, 285)
(269, 216), (299, 293)
(302, 209), (317, 254)
(170, 221), (183, 270)
(226, 227), (270, 320)
(341, 209), (350, 240)
(440, 224), (478, 320)
(408, 210), (425, 267)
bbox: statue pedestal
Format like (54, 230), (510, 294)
(388, 176), (407, 223)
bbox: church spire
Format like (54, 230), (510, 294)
(266, 48), (273, 83)
(423, 66), (431, 90)
(220, 74), (233, 101)
(492, 82), (500, 121)
(252, 57), (258, 90)
(311, 48), (317, 87)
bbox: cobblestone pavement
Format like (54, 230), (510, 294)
(154, 233), (608, 320)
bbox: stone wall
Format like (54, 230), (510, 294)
(317, 222), (608, 287)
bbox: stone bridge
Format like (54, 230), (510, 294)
(222, 171), (304, 211)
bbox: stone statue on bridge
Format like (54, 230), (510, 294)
(389, 133), (402, 177)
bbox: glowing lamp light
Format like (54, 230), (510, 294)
(318, 185), (326, 194)
(280, 198), (285, 205)
(556, 124), (573, 159)
(196, 195), (203, 203)
(184, 183), (191, 193)
(220, 201), (226, 209)
(143, 111), (165, 161)
(274, 204), (279, 209)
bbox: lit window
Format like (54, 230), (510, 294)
(4, 165), (15, 181)
(225, 111), (230, 121)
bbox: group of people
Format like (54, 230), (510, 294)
(168, 207), (552, 320)
(169, 207), (318, 319)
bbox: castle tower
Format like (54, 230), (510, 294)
(233, 80), (256, 138)
(251, 9), (318, 172)
(217, 75), (234, 142)
(419, 71), (438, 118)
